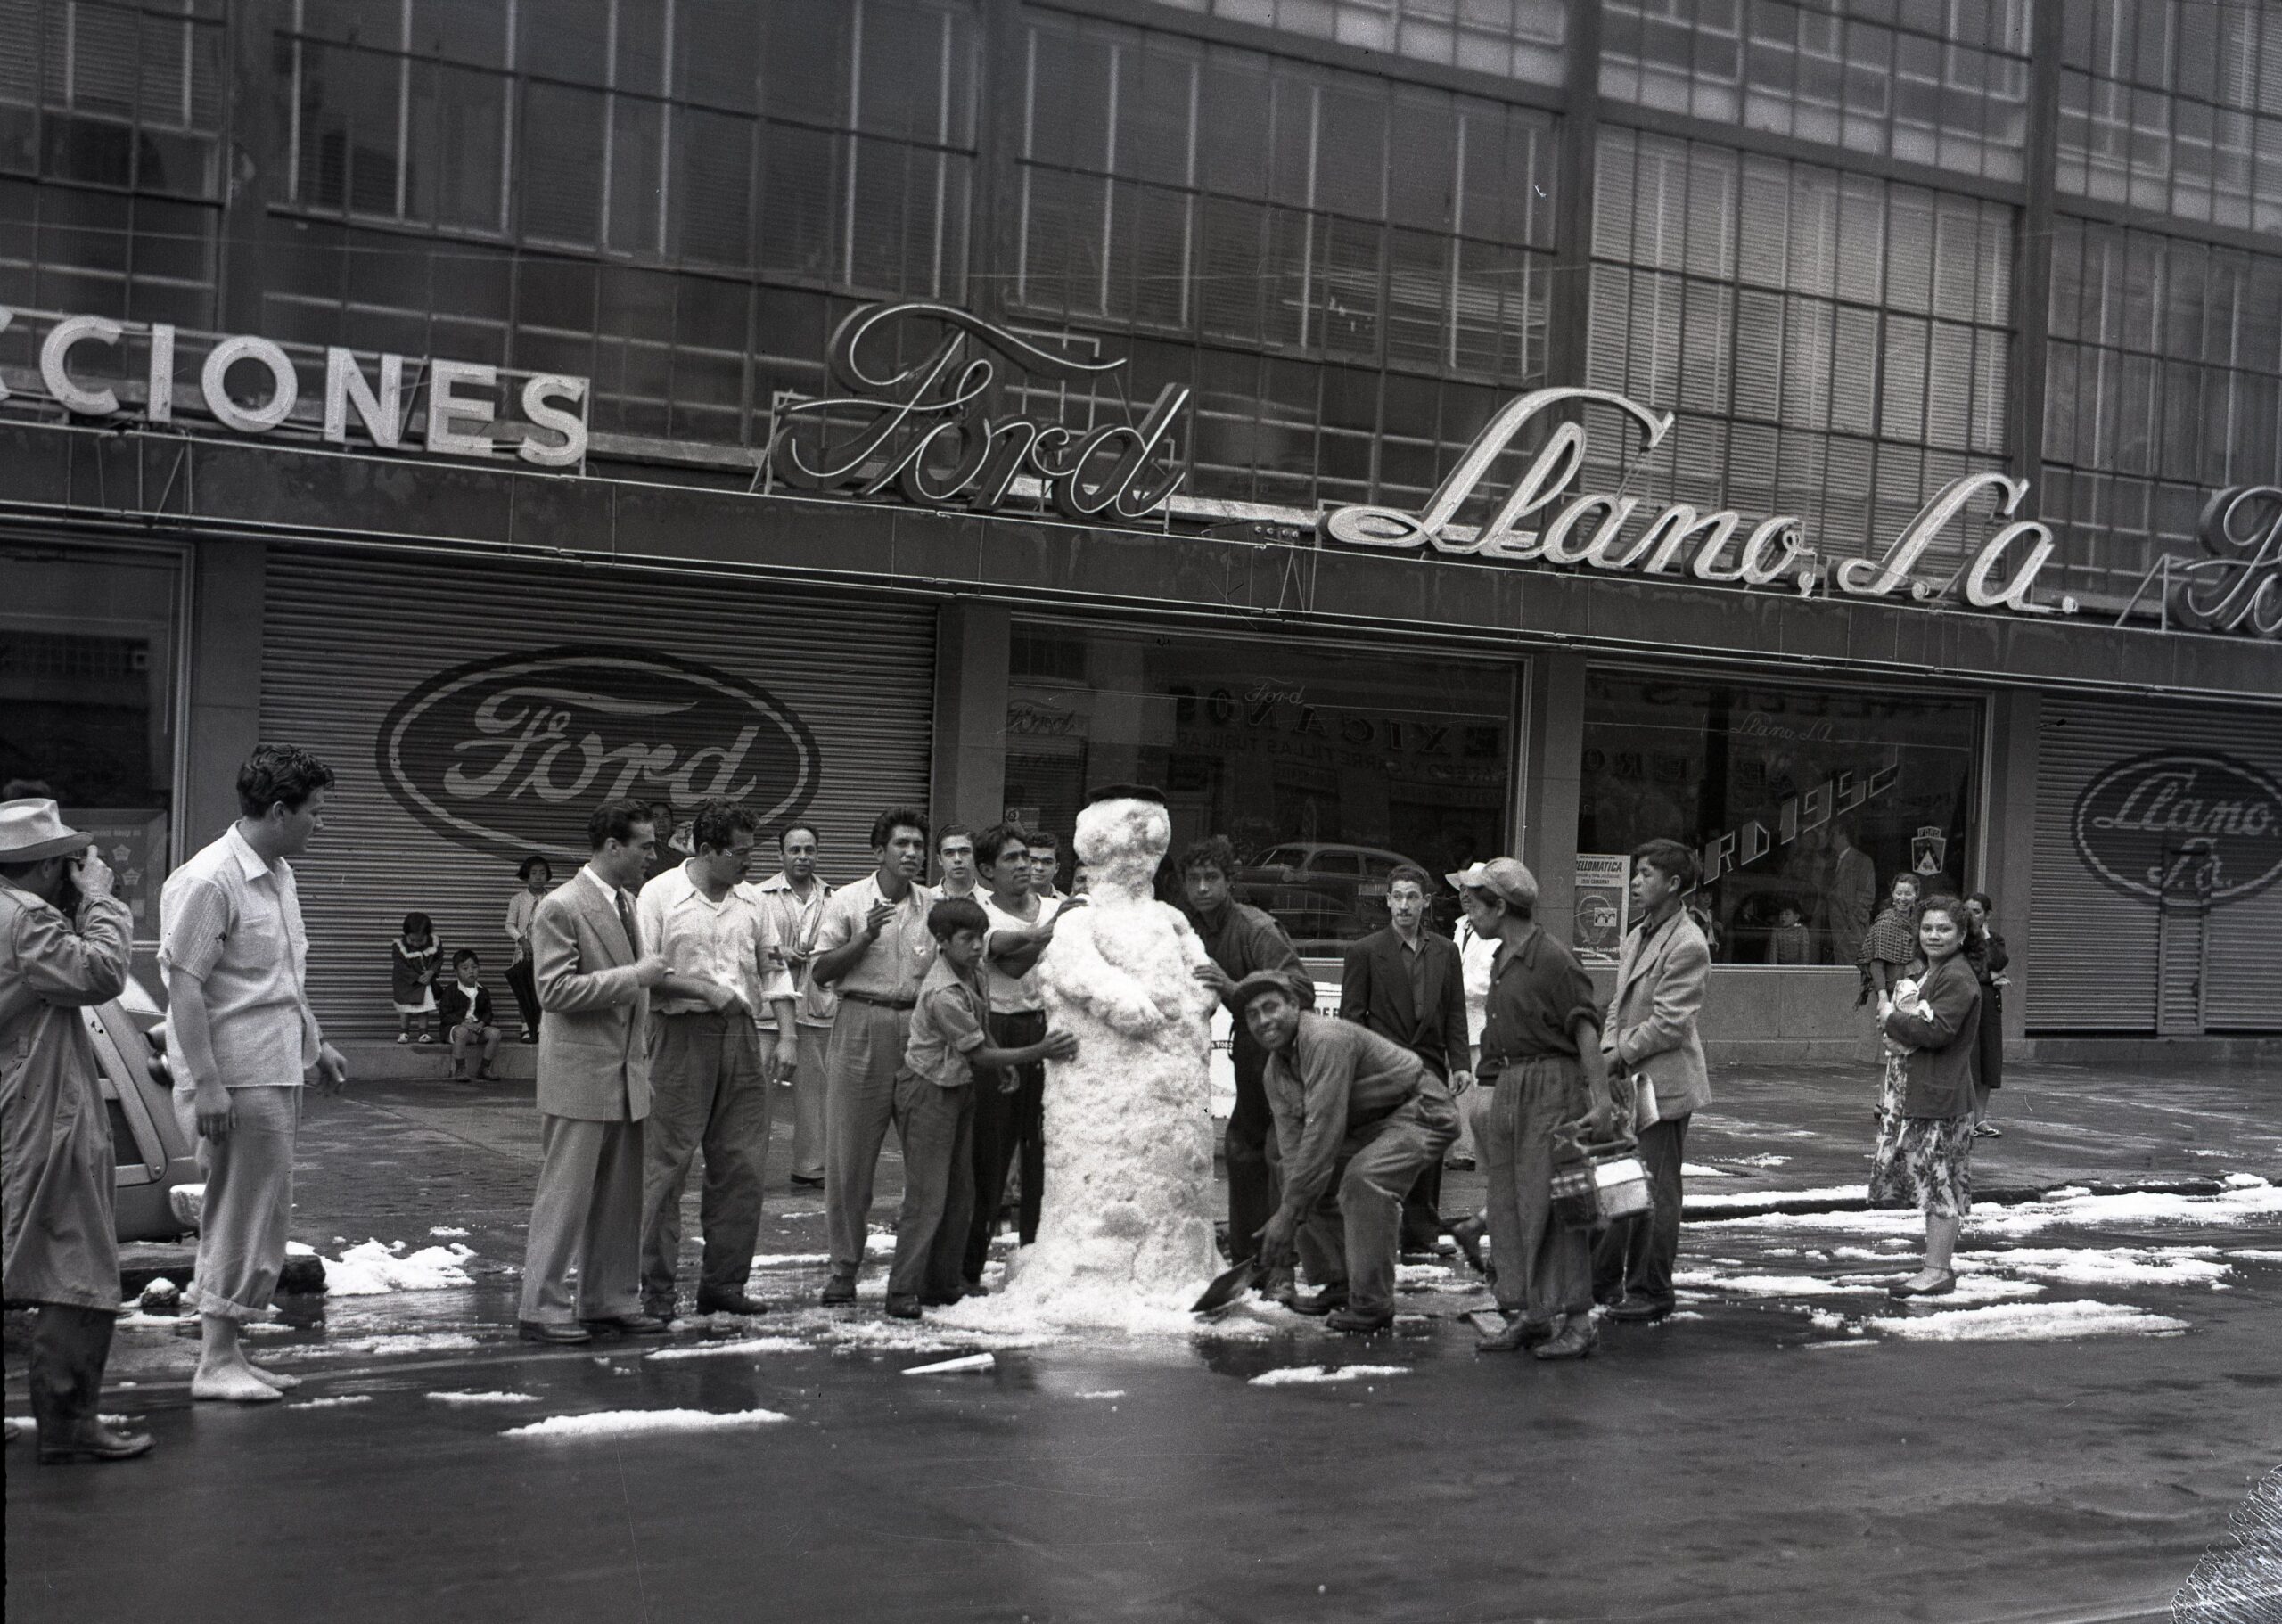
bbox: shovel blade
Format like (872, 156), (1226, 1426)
(1191, 1258), (1258, 1316)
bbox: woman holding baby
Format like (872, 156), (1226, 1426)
(1867, 895), (1983, 1300)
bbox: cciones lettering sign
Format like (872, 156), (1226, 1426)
(0, 307), (589, 466)
(770, 302), (1188, 522)
(1321, 386), (2075, 617)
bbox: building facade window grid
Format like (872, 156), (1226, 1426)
(1144, 0), (1566, 88)
(1599, 0), (2034, 185)
(2056, 0), (2282, 231)
(4, 0), (2276, 595)
(2040, 215), (2282, 604)
(0, 0), (226, 199)
(1584, 126), (2014, 570)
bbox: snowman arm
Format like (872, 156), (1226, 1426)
(1041, 919), (1165, 1038)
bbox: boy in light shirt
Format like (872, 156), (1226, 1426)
(885, 898), (1075, 1319)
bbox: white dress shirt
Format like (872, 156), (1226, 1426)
(636, 861), (793, 1018)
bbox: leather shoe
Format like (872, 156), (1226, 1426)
(518, 1320), (592, 1345)
(37, 1418), (154, 1464)
(1292, 1287), (1350, 1317)
(884, 1294), (923, 1320)
(820, 1275), (857, 1306)
(1475, 1315), (1551, 1353)
(791, 1175), (825, 1188)
(1449, 1217), (1494, 1281)
(1325, 1307), (1394, 1334)
(584, 1313), (669, 1335)
(695, 1291), (768, 1316)
(1605, 1299), (1672, 1324)
(1888, 1270), (1958, 1299)
(1532, 1317), (1598, 1360)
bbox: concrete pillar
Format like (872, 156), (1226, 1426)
(1518, 652), (1587, 947)
(181, 539), (266, 854)
(930, 600), (1011, 833)
(1982, 686), (2040, 1052)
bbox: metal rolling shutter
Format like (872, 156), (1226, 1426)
(262, 547), (934, 1039)
(2029, 696), (2282, 1034)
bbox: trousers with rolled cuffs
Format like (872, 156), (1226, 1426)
(1265, 1013), (1458, 1320)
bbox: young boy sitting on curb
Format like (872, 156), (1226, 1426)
(439, 948), (502, 1081)
(885, 898), (1077, 1319)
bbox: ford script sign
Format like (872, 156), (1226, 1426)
(2071, 750), (2282, 905)
(377, 647), (819, 859)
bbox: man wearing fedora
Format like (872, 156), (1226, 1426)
(1, 799), (153, 1462)
(160, 744), (349, 1403)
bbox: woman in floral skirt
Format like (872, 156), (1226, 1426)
(1868, 895), (1983, 1299)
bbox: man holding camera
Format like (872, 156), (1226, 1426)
(1, 800), (152, 1463)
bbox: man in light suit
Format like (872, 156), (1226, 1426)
(1340, 863), (1469, 1260)
(517, 799), (669, 1344)
(1593, 838), (1712, 1325)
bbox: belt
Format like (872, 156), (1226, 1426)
(840, 990), (916, 1011)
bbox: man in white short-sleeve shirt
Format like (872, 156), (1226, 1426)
(963, 823), (1082, 1291)
(159, 745), (348, 1406)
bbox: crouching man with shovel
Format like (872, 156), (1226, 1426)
(1236, 971), (1458, 1334)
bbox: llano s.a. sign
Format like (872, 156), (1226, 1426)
(377, 647), (818, 859)
(2071, 750), (2282, 905)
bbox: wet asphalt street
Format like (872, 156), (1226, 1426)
(7, 1057), (2280, 1624)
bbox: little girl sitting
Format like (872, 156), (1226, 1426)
(392, 912), (441, 1044)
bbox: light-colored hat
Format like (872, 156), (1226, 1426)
(0, 800), (94, 864)
(1445, 857), (1539, 910)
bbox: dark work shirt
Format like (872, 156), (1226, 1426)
(1266, 1013), (1427, 1215)
(1397, 931), (1429, 1017)
(1185, 897), (1310, 1129)
(1477, 924), (1598, 1072)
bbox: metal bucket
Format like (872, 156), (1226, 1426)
(1591, 1152), (1654, 1221)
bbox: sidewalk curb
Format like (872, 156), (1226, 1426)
(1681, 1175), (2248, 1222)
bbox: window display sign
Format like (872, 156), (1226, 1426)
(1320, 385), (2075, 620)
(1578, 673), (1979, 966)
(1572, 855), (1632, 965)
(63, 809), (168, 942)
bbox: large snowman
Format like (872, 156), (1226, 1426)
(971, 789), (1224, 1326)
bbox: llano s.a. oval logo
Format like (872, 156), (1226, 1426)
(2071, 750), (2282, 904)
(377, 647), (819, 858)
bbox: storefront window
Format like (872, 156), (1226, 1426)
(1578, 670), (1980, 966)
(0, 543), (184, 946)
(1005, 623), (1515, 952)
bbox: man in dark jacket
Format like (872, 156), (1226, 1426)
(1340, 863), (1467, 1258)
(1178, 836), (1309, 1289)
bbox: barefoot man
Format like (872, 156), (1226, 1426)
(160, 745), (350, 1402)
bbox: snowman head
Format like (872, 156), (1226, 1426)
(1072, 795), (1170, 899)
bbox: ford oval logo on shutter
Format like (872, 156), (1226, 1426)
(377, 647), (820, 859)
(2070, 750), (2282, 905)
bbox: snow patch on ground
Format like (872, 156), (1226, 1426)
(503, 1408), (791, 1439)
(1073, 1390), (1125, 1399)
(1690, 1185), (1867, 1212)
(427, 1390), (539, 1405)
(750, 1253), (832, 1269)
(1870, 1299), (2189, 1342)
(1698, 1176), (2282, 1239)
(321, 1240), (478, 1295)
(644, 1337), (806, 1361)
(1675, 1268), (1860, 1297)
(1250, 1365), (1410, 1387)
(267, 1333), (480, 1358)
(429, 1226), (470, 1238)
(2228, 1249), (2282, 1262)
(289, 1395), (373, 1409)
(1681, 1163), (1735, 1177)
(1963, 1246), (2232, 1289)
(812, 1318), (1051, 1355)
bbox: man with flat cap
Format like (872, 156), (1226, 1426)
(1452, 857), (1616, 1362)
(1235, 968), (1458, 1333)
(0, 799), (152, 1463)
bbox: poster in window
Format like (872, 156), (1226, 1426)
(1573, 854), (1632, 964)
